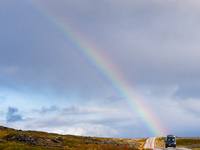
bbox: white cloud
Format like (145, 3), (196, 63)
(51, 125), (118, 137)
(65, 127), (87, 136)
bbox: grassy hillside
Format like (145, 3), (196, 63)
(0, 126), (146, 150)
(155, 137), (200, 149)
(154, 137), (165, 148)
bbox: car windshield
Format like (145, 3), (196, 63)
(168, 137), (175, 141)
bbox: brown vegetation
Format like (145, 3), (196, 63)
(0, 126), (146, 150)
(155, 137), (200, 149)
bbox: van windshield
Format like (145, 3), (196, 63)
(168, 137), (175, 142)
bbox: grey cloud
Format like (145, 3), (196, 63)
(22, 114), (132, 131)
(1, 0), (200, 100)
(22, 105), (133, 130)
(33, 105), (59, 114)
(61, 106), (104, 115)
(33, 105), (110, 115)
(0, 0), (106, 98)
(179, 98), (200, 117)
(174, 86), (200, 99)
(6, 107), (23, 122)
(61, 106), (116, 115)
(2, 0), (200, 138)
(43, 0), (200, 90)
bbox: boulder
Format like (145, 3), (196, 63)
(0, 138), (5, 142)
(56, 136), (64, 141)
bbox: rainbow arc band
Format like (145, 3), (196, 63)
(23, 0), (167, 137)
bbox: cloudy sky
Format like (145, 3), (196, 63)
(1, 0), (200, 138)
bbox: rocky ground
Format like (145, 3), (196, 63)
(3, 133), (63, 148)
(0, 126), (145, 150)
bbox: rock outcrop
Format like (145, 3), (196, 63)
(4, 133), (63, 148)
(0, 138), (5, 142)
(84, 139), (119, 146)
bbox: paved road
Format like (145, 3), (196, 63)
(144, 137), (191, 150)
(144, 137), (156, 149)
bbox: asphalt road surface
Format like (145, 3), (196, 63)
(144, 137), (191, 150)
(144, 137), (156, 149)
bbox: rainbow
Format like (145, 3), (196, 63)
(23, 0), (166, 137)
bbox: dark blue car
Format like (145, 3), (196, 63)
(165, 135), (176, 148)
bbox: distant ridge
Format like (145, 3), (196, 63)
(0, 125), (145, 150)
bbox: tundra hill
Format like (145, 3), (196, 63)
(0, 126), (146, 150)
(155, 137), (200, 149)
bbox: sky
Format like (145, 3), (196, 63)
(1, 0), (200, 138)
